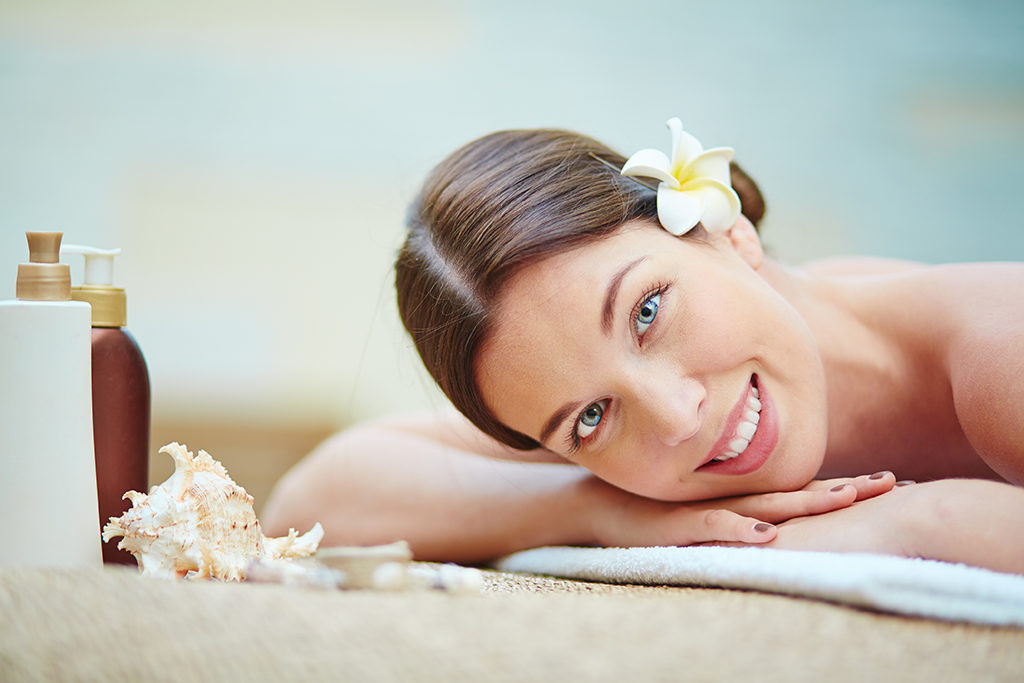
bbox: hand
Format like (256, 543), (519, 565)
(579, 472), (897, 548)
(762, 479), (1024, 573)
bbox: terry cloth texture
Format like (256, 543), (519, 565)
(2, 565), (1023, 682)
(494, 545), (1024, 627)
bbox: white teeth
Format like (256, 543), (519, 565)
(728, 437), (750, 454)
(708, 383), (763, 466)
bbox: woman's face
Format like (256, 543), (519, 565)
(475, 219), (828, 501)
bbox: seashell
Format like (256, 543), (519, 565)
(102, 442), (323, 581)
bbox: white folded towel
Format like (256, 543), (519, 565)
(494, 546), (1024, 626)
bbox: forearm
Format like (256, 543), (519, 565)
(900, 479), (1024, 574)
(260, 423), (595, 563)
(766, 479), (1024, 574)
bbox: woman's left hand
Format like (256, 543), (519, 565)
(711, 471), (897, 523)
(714, 478), (1024, 574)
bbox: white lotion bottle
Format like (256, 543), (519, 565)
(0, 231), (102, 567)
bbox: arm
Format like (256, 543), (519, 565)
(759, 479), (1024, 574)
(261, 411), (893, 564)
(950, 325), (1024, 485)
(260, 422), (596, 563)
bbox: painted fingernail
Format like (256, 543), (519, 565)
(829, 484), (850, 493)
(896, 480), (915, 486)
(753, 523), (774, 533)
(868, 471), (890, 480)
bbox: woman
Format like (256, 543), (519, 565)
(262, 119), (1024, 572)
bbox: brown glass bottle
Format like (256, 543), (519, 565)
(91, 327), (150, 565)
(65, 244), (151, 566)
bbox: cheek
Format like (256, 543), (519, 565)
(764, 312), (829, 486)
(705, 280), (829, 485)
(677, 279), (780, 366)
(774, 364), (829, 488)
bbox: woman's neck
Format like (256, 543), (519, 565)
(757, 257), (984, 480)
(760, 257), (904, 420)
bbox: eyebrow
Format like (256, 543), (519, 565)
(538, 256), (649, 447)
(601, 257), (647, 336)
(539, 402), (578, 447)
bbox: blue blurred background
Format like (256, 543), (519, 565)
(2, 0), (1022, 504)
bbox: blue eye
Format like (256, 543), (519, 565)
(636, 293), (660, 336)
(577, 400), (607, 439)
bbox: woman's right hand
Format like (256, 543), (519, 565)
(579, 472), (897, 547)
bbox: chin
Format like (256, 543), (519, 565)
(770, 435), (828, 492)
(769, 463), (821, 492)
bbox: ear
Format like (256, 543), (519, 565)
(725, 215), (764, 269)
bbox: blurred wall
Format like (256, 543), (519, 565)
(1, 0), (1022, 506)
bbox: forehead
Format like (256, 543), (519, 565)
(490, 224), (659, 339)
(495, 222), (674, 315)
(474, 224), (679, 436)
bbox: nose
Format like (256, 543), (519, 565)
(635, 373), (705, 447)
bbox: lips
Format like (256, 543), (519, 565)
(697, 375), (778, 475)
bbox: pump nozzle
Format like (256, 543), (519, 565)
(61, 244), (127, 328)
(16, 232), (72, 301)
(62, 244), (122, 286)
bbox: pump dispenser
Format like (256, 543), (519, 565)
(63, 245), (126, 327)
(62, 244), (151, 566)
(0, 232), (101, 568)
(15, 232), (72, 301)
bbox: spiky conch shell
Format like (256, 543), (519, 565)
(102, 442), (323, 581)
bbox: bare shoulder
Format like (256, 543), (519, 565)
(943, 263), (1024, 483)
(800, 255), (925, 278)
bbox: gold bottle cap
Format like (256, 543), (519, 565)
(62, 244), (127, 328)
(71, 284), (126, 328)
(16, 232), (72, 301)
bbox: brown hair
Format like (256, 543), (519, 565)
(396, 128), (764, 450)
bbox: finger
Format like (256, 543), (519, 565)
(846, 472), (896, 500)
(676, 508), (778, 545)
(719, 486), (859, 523)
(804, 472), (896, 501)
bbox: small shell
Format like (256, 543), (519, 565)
(102, 442), (323, 580)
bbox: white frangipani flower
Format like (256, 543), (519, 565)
(621, 117), (742, 235)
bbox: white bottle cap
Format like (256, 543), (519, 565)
(61, 244), (121, 286)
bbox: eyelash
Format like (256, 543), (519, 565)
(564, 281), (671, 453)
(629, 282), (669, 345)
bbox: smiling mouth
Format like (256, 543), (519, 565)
(696, 374), (775, 475)
(709, 382), (761, 462)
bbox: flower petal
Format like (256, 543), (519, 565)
(686, 147), (735, 185)
(621, 149), (679, 188)
(656, 184), (705, 236)
(666, 117), (704, 178)
(680, 178), (742, 233)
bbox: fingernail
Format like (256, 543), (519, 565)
(896, 480), (915, 486)
(829, 484), (849, 493)
(869, 471), (889, 480)
(753, 523), (774, 533)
